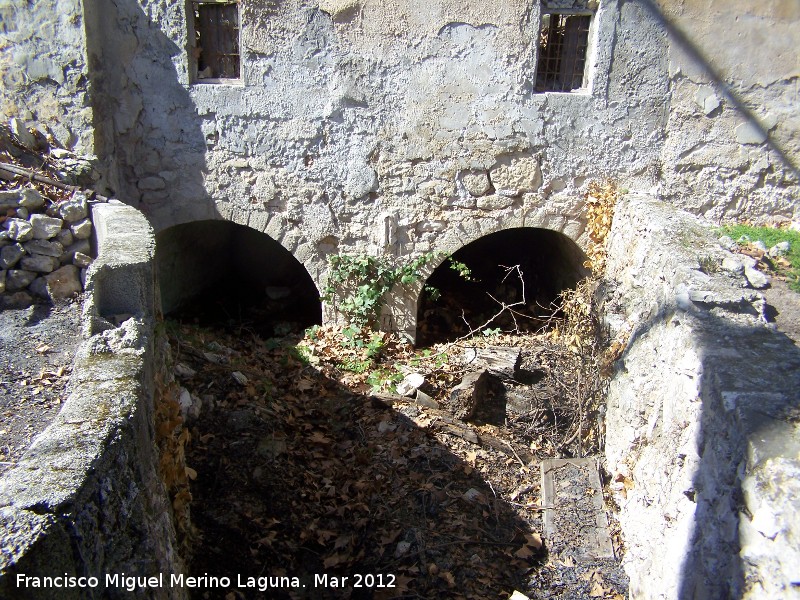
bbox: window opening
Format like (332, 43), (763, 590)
(535, 13), (591, 92)
(192, 2), (240, 80)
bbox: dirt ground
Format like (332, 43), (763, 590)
(165, 315), (628, 600)
(0, 297), (81, 475)
(763, 278), (800, 346)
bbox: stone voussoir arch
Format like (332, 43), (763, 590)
(385, 209), (590, 342)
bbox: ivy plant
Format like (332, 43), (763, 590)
(322, 251), (454, 330)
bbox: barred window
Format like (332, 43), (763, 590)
(535, 12), (591, 92)
(191, 1), (240, 81)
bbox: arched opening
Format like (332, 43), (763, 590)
(156, 220), (321, 335)
(416, 227), (588, 345)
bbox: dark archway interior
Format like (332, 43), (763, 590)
(156, 220), (321, 336)
(417, 227), (588, 346)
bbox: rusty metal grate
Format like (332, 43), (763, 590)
(193, 2), (240, 80)
(535, 13), (591, 92)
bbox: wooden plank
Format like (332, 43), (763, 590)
(540, 458), (614, 559)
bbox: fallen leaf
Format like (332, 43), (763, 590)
(323, 553), (345, 568)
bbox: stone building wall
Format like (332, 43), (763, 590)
(655, 0), (800, 222)
(0, 0), (94, 151)
(2, 0), (798, 330)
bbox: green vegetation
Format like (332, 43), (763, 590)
(719, 224), (800, 291)
(322, 252), (445, 330)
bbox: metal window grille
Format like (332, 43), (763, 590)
(194, 2), (240, 80)
(535, 13), (591, 92)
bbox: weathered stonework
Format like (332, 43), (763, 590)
(602, 197), (800, 599)
(3, 1), (797, 332)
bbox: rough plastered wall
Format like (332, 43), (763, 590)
(81, 0), (671, 328)
(0, 0), (94, 151)
(655, 0), (800, 222)
(602, 196), (800, 599)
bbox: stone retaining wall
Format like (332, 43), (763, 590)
(0, 203), (184, 600)
(1, 187), (94, 309)
(602, 196), (800, 599)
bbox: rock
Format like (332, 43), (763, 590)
(490, 155), (542, 197)
(73, 252), (93, 268)
(29, 277), (49, 299)
(5, 218), (34, 242)
(0, 190), (21, 209)
(768, 241), (790, 258)
(15, 207), (29, 219)
(21, 254), (60, 273)
(0, 243), (26, 269)
(717, 235), (739, 252)
(744, 265), (769, 289)
(1, 291), (34, 309)
(55, 228), (74, 246)
(461, 171), (491, 197)
(717, 234), (735, 251)
(23, 239), (64, 257)
(70, 218), (93, 240)
(18, 188), (45, 210)
(174, 363), (197, 378)
(30, 214), (64, 239)
(57, 192), (89, 223)
(137, 176), (166, 191)
(0, 270), (5, 293)
(396, 372), (425, 397)
(721, 256), (744, 274)
(9, 118), (37, 150)
(753, 240), (768, 252)
(44, 264), (82, 298)
(5, 269), (37, 291)
(61, 238), (91, 262)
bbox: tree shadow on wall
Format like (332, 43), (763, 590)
(636, 0), (799, 176)
(82, 0), (213, 224)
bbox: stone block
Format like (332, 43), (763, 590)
(490, 156), (542, 197)
(5, 218), (34, 242)
(58, 192), (89, 223)
(5, 269), (36, 291)
(0, 243), (26, 269)
(21, 254), (60, 273)
(45, 265), (82, 298)
(70, 218), (93, 240)
(461, 171), (491, 197)
(19, 188), (45, 210)
(30, 214), (64, 239)
(23, 239), (64, 258)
